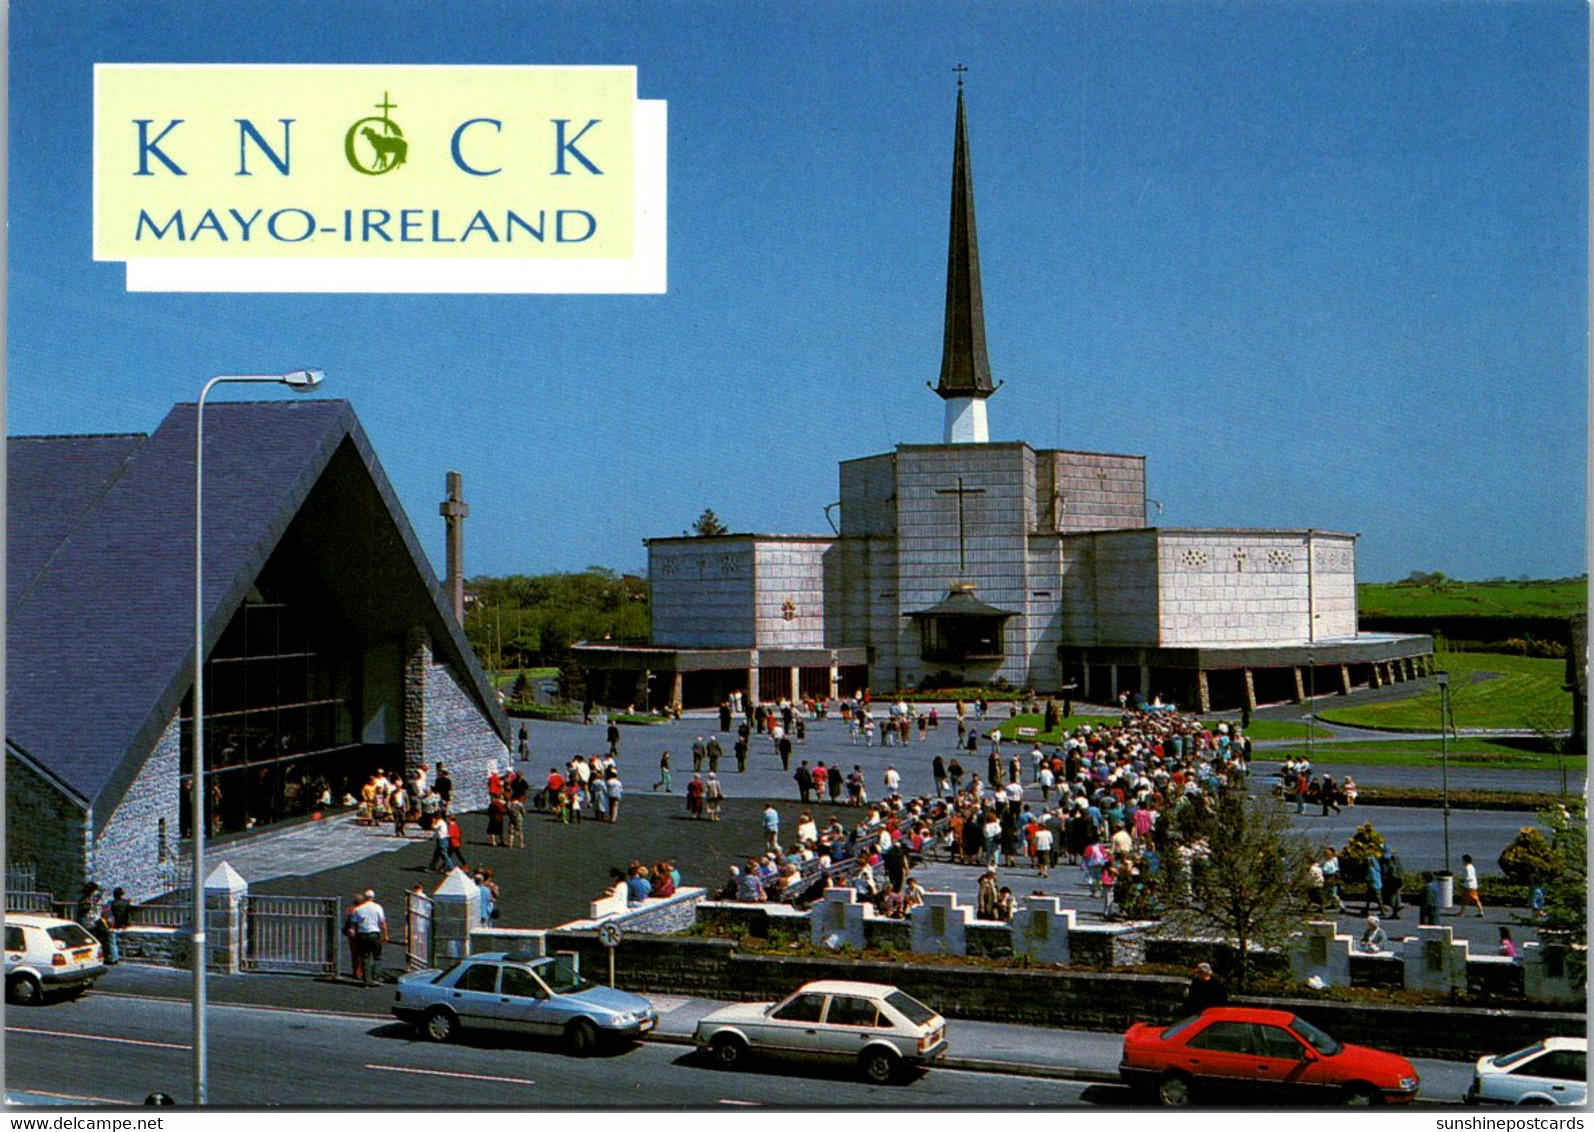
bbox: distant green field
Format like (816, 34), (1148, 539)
(1358, 578), (1585, 619)
(1317, 650), (1571, 731)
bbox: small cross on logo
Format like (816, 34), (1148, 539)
(1232, 547), (1248, 572)
(782, 599), (797, 622)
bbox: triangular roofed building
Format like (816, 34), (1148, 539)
(8, 399), (509, 900)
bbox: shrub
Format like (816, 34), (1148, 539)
(1498, 826), (1561, 886)
(1341, 822), (1385, 865)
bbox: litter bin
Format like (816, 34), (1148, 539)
(1435, 872), (1454, 909)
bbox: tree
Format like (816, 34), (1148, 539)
(1535, 801), (1587, 992)
(689, 508), (729, 537)
(1157, 790), (1316, 991)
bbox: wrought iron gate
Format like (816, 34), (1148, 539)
(405, 890), (433, 971)
(243, 895), (340, 974)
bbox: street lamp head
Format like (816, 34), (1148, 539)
(1436, 671), (1450, 687)
(282, 368), (325, 390)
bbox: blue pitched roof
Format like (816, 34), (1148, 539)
(7, 399), (507, 824)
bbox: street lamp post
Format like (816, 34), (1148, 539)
(192, 370), (324, 1105)
(1437, 670), (1452, 875)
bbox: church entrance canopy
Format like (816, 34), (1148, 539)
(907, 584), (1016, 663)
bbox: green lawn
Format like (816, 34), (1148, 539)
(1262, 737), (1582, 772)
(1358, 578), (1586, 619)
(1317, 650), (1571, 731)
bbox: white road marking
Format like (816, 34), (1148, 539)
(364, 1063), (535, 1085)
(718, 1098), (762, 1105)
(7, 1026), (191, 1051)
(95, 990), (389, 1022)
(6, 1088), (130, 1105)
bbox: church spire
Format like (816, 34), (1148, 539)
(935, 72), (997, 444)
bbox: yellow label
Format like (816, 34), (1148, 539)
(94, 65), (635, 261)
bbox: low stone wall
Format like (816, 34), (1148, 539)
(561, 888), (707, 935)
(118, 926), (191, 967)
(542, 930), (1583, 1061)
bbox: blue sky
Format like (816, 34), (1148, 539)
(9, 0), (1587, 582)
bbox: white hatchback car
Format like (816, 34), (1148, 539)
(1466, 1037), (1587, 1106)
(5, 914), (105, 1005)
(694, 979), (947, 1084)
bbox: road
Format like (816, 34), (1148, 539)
(5, 984), (1477, 1108)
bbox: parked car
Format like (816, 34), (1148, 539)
(693, 980), (947, 1084)
(392, 952), (657, 1054)
(5, 913), (105, 1005)
(1119, 1006), (1419, 1106)
(1465, 1038), (1587, 1106)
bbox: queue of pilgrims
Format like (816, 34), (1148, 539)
(716, 709), (1258, 922)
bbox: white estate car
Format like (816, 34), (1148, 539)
(1466, 1038), (1587, 1106)
(5, 914), (105, 1005)
(693, 980), (947, 1084)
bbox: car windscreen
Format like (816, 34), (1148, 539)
(1493, 1042), (1547, 1069)
(536, 958), (591, 994)
(45, 924), (95, 949)
(1289, 1016), (1343, 1057)
(885, 990), (937, 1027)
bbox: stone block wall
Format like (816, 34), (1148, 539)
(6, 748), (92, 903)
(838, 453), (897, 537)
(425, 654), (510, 814)
(649, 539), (757, 648)
(1039, 450), (1147, 534)
(1155, 530), (1357, 646)
(1060, 530), (1160, 646)
(753, 541), (830, 650)
(93, 716), (183, 902)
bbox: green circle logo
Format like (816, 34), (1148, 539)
(345, 93), (408, 175)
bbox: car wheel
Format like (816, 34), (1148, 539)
(711, 1033), (748, 1071)
(1343, 1084), (1382, 1107)
(1157, 1072), (1194, 1107)
(421, 1008), (458, 1043)
(859, 1047), (901, 1085)
(565, 1018), (600, 1057)
(7, 974), (42, 1007)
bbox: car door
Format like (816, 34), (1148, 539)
(1180, 1020), (1260, 1098)
(443, 961), (504, 1032)
(757, 991), (830, 1057)
(1515, 1049), (1587, 1104)
(496, 964), (561, 1038)
(816, 994), (889, 1060)
(1248, 1022), (1331, 1102)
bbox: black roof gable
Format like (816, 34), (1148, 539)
(7, 399), (507, 824)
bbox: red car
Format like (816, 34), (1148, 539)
(1120, 1006), (1420, 1107)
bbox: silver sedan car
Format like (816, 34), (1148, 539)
(393, 952), (658, 1054)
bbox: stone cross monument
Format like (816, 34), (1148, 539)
(439, 471), (469, 624)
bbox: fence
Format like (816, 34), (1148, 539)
(242, 895), (340, 975)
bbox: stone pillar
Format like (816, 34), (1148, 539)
(1288, 920), (1355, 987)
(1370, 663), (1384, 689)
(810, 887), (871, 951)
(1137, 649), (1151, 701)
(747, 650), (760, 707)
(403, 626), (429, 776)
(438, 471), (469, 625)
(1109, 665), (1119, 700)
(634, 670), (650, 710)
(1338, 664), (1352, 696)
(790, 667), (801, 704)
(669, 672), (684, 713)
(1081, 663), (1092, 700)
(1195, 670), (1211, 714)
(908, 891), (971, 957)
(828, 663), (840, 702)
(1242, 669), (1257, 711)
(204, 861), (248, 975)
(1292, 666), (1306, 704)
(1011, 895), (1075, 966)
(1522, 940), (1582, 1004)
(1400, 924), (1470, 994)
(432, 868), (481, 963)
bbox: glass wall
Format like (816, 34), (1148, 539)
(178, 553), (364, 837)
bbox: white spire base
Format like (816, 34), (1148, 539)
(943, 397), (989, 444)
